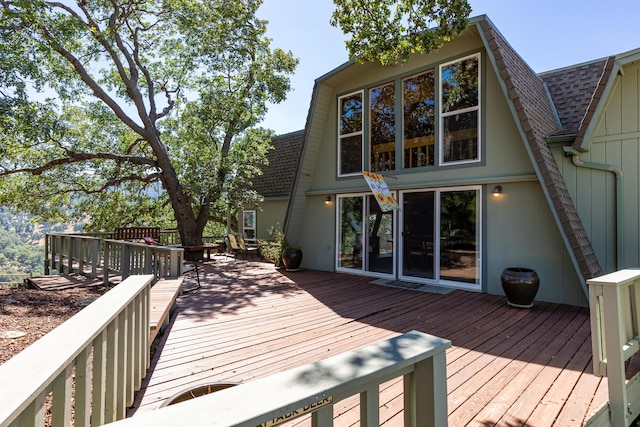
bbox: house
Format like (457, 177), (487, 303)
(240, 130), (304, 240)
(282, 14), (640, 307)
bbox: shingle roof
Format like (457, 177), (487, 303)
(252, 130), (305, 198)
(478, 19), (603, 285)
(540, 58), (615, 141)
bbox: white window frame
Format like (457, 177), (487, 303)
(242, 210), (256, 239)
(337, 90), (364, 177)
(438, 52), (481, 166)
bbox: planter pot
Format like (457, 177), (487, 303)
(161, 382), (237, 407)
(282, 248), (303, 272)
(501, 267), (540, 308)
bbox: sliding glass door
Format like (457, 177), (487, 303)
(400, 187), (480, 289)
(337, 187), (480, 290)
(337, 194), (395, 276)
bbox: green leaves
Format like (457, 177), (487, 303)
(0, 0), (297, 239)
(331, 0), (472, 65)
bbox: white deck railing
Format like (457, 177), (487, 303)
(588, 269), (640, 426)
(102, 239), (184, 286)
(44, 233), (185, 285)
(45, 232), (102, 278)
(0, 275), (153, 427)
(104, 330), (451, 427)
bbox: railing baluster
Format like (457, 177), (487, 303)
(105, 320), (118, 424)
(92, 331), (107, 426)
(116, 310), (128, 419)
(360, 385), (379, 426)
(74, 347), (93, 427)
(311, 404), (334, 427)
(51, 364), (74, 427)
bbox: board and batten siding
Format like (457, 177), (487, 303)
(555, 61), (640, 275)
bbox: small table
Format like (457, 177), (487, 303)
(180, 244), (221, 260)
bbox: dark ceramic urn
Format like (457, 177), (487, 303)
(500, 267), (540, 308)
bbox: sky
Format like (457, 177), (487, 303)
(257, 0), (640, 135)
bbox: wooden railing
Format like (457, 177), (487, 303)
(0, 275), (153, 427)
(45, 232), (102, 278)
(104, 330), (451, 427)
(45, 233), (185, 285)
(103, 239), (184, 286)
(588, 269), (640, 426)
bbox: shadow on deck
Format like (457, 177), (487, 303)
(130, 257), (612, 426)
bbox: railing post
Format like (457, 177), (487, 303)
(404, 350), (448, 427)
(121, 245), (131, 281)
(91, 238), (101, 278)
(588, 270), (640, 427)
(602, 282), (630, 427)
(44, 234), (50, 275)
(167, 248), (183, 277)
(104, 243), (111, 287)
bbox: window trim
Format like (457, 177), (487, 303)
(438, 52), (481, 166)
(401, 68), (436, 170)
(369, 81), (396, 173)
(337, 90), (364, 177)
(242, 209), (256, 239)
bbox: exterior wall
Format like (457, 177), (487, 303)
(555, 61), (640, 273)
(242, 199), (289, 240)
(485, 180), (587, 306)
(292, 27), (586, 306)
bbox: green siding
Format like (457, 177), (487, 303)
(293, 28), (585, 306)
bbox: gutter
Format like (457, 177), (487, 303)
(563, 146), (624, 270)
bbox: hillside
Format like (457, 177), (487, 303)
(0, 211), (80, 283)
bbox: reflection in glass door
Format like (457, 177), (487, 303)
(367, 195), (394, 274)
(401, 187), (480, 289)
(402, 191), (436, 279)
(440, 189), (479, 285)
(337, 194), (395, 276)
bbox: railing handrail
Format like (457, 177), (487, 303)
(0, 274), (153, 427)
(104, 330), (451, 427)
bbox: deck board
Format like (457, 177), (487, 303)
(130, 259), (613, 426)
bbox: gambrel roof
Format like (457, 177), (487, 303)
(285, 15), (629, 292)
(541, 57), (615, 144)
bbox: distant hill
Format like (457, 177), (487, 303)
(0, 210), (81, 282)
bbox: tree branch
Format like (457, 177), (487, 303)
(0, 151), (157, 177)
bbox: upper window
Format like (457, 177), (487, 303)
(440, 53), (480, 164)
(370, 82), (396, 172)
(403, 70), (435, 168)
(338, 91), (363, 176)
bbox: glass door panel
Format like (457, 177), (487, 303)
(338, 196), (363, 270)
(439, 189), (479, 285)
(402, 191), (436, 279)
(366, 195), (394, 274)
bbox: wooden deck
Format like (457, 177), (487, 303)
(130, 258), (612, 426)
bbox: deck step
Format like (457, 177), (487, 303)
(149, 277), (184, 344)
(24, 274), (104, 290)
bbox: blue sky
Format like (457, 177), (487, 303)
(257, 0), (640, 135)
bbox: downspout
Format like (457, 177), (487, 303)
(563, 146), (624, 270)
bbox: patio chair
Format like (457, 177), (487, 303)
(237, 235), (260, 259)
(227, 234), (244, 258)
